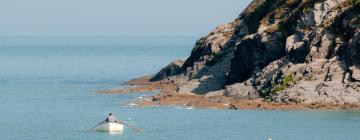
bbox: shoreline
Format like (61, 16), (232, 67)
(97, 76), (360, 110)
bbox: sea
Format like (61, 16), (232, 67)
(0, 36), (360, 140)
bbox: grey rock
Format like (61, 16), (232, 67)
(286, 34), (304, 53)
(224, 83), (258, 99)
(150, 0), (360, 105)
(150, 60), (184, 81)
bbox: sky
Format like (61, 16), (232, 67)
(0, 0), (252, 36)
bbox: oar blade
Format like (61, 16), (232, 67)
(117, 121), (143, 133)
(86, 122), (104, 132)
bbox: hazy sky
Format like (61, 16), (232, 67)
(0, 0), (252, 36)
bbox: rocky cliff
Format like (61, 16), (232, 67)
(151, 0), (360, 105)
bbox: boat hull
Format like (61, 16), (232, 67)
(96, 123), (124, 132)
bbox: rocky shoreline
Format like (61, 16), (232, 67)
(99, 76), (360, 110)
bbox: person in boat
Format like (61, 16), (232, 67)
(104, 113), (120, 123)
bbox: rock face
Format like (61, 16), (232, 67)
(150, 60), (184, 82)
(151, 0), (360, 104)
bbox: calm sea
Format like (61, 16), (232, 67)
(0, 36), (359, 140)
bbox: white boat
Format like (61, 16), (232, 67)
(96, 122), (124, 132)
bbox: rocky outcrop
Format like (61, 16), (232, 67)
(151, 0), (360, 105)
(150, 60), (184, 82)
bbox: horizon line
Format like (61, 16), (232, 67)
(0, 35), (202, 38)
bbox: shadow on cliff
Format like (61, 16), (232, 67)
(190, 0), (290, 94)
(331, 6), (360, 82)
(153, 0), (360, 95)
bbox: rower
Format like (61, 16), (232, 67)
(104, 113), (119, 123)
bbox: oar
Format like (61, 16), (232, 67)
(117, 121), (142, 133)
(86, 121), (104, 132)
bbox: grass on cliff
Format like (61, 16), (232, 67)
(271, 74), (295, 94)
(259, 73), (296, 100)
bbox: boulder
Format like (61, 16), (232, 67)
(150, 60), (184, 81)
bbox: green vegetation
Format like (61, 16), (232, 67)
(259, 87), (271, 97)
(282, 73), (295, 84)
(302, 5), (312, 14)
(349, 15), (360, 29)
(270, 84), (288, 94)
(301, 0), (318, 15)
(244, 0), (286, 33)
(259, 73), (297, 100)
(354, 0), (360, 7)
(270, 74), (295, 94)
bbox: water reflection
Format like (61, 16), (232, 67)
(109, 131), (123, 135)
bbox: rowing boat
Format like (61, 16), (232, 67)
(95, 122), (124, 132)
